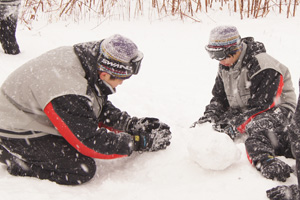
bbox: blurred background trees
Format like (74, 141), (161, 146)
(20, 0), (299, 28)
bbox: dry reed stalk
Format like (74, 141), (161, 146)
(25, 0), (44, 20)
(279, 0), (282, 13)
(247, 0), (250, 17)
(234, 0), (236, 12)
(188, 0), (193, 16)
(100, 0), (104, 15)
(66, 0), (77, 16)
(180, 10), (201, 21)
(262, 0), (268, 16)
(136, 0), (142, 11)
(19, 0), (300, 28)
(293, 0), (297, 16)
(195, 0), (202, 12)
(238, 0), (243, 19)
(177, 0), (181, 14)
(287, 0), (291, 17)
(254, 0), (263, 18)
(251, 0), (255, 15)
(172, 0), (176, 14)
(152, 0), (156, 7)
(157, 0), (163, 14)
(59, 0), (72, 17)
(159, 0), (166, 14)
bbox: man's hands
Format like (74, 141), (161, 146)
(213, 123), (239, 140)
(190, 113), (218, 128)
(191, 109), (242, 140)
(128, 117), (172, 152)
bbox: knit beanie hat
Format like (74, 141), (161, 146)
(207, 26), (241, 49)
(98, 34), (143, 79)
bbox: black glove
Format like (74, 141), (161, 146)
(212, 123), (238, 140)
(132, 129), (171, 152)
(128, 117), (161, 133)
(129, 117), (172, 152)
(258, 156), (293, 182)
(266, 184), (299, 200)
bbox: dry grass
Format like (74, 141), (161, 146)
(20, 0), (299, 28)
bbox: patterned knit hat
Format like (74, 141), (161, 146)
(207, 26), (241, 49)
(98, 34), (143, 79)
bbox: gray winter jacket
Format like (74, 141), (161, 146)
(219, 42), (296, 112)
(204, 37), (296, 133)
(0, 42), (135, 159)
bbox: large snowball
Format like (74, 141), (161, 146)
(187, 123), (241, 171)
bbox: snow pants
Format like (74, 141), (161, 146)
(245, 106), (294, 166)
(288, 80), (300, 186)
(0, 135), (96, 185)
(0, 0), (20, 54)
(289, 124), (300, 186)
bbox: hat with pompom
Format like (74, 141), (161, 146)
(98, 34), (143, 79)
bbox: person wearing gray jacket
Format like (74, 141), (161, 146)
(0, 34), (172, 185)
(192, 26), (296, 182)
(0, 0), (20, 54)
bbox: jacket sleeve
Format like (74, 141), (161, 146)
(44, 95), (134, 159)
(233, 69), (283, 133)
(98, 100), (133, 133)
(204, 74), (230, 121)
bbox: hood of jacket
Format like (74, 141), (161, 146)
(241, 37), (266, 64)
(73, 40), (115, 96)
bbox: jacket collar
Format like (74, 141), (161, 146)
(73, 40), (115, 96)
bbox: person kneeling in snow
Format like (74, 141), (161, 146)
(0, 34), (171, 185)
(266, 79), (300, 200)
(192, 25), (296, 182)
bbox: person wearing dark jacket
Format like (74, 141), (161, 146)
(192, 26), (296, 182)
(0, 34), (172, 185)
(266, 79), (300, 200)
(0, 0), (20, 54)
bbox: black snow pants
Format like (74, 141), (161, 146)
(0, 135), (96, 185)
(0, 0), (20, 54)
(245, 106), (294, 166)
(288, 79), (300, 187)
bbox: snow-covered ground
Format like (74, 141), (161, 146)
(1, 7), (300, 200)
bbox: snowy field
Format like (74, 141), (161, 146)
(1, 7), (300, 200)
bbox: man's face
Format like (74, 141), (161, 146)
(100, 72), (124, 89)
(219, 51), (241, 67)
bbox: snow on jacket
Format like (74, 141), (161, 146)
(204, 37), (296, 133)
(0, 0), (20, 19)
(0, 41), (135, 159)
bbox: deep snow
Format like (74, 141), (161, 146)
(1, 8), (300, 200)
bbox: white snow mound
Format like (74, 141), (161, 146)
(187, 123), (241, 171)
